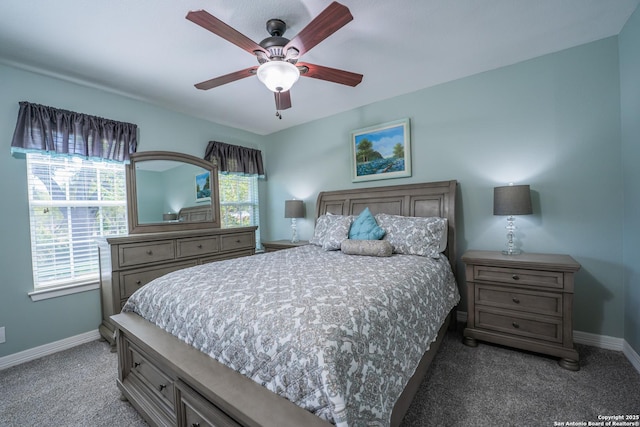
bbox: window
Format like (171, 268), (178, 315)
(26, 153), (128, 293)
(218, 173), (261, 249)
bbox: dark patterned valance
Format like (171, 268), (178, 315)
(11, 102), (137, 162)
(204, 141), (265, 177)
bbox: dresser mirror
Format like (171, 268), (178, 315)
(126, 151), (220, 234)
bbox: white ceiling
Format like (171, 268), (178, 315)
(1, 0), (638, 136)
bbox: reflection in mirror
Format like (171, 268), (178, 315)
(135, 160), (210, 224)
(126, 151), (220, 234)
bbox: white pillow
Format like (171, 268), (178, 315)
(375, 214), (447, 258)
(310, 214), (353, 251)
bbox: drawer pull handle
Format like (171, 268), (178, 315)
(192, 424), (200, 427)
(512, 274), (520, 280)
(236, 239), (241, 243)
(136, 280), (142, 285)
(158, 384), (166, 391)
(146, 250), (153, 255)
(512, 322), (520, 329)
(512, 297), (520, 304)
(197, 244), (203, 249)
(133, 362), (140, 368)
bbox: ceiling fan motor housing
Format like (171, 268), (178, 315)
(260, 19), (290, 59)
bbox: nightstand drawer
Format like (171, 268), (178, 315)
(476, 284), (562, 316)
(475, 307), (562, 343)
(473, 265), (564, 289)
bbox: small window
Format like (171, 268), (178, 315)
(218, 173), (261, 249)
(26, 153), (128, 291)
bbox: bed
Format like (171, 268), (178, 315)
(111, 180), (459, 427)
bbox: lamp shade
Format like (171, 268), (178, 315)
(493, 185), (532, 216)
(257, 61), (300, 93)
(284, 199), (304, 218)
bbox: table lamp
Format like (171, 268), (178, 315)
(493, 184), (532, 255)
(284, 199), (304, 243)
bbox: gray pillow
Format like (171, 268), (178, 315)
(341, 239), (393, 257)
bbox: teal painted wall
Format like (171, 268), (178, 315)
(1, 32), (637, 358)
(136, 169), (166, 223)
(264, 37), (625, 339)
(0, 63), (265, 357)
(620, 8), (640, 354)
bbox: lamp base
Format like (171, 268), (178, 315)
(502, 216), (521, 255)
(290, 218), (299, 243)
(502, 249), (522, 256)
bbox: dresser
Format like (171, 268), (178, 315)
(98, 226), (257, 346)
(262, 240), (309, 252)
(461, 250), (581, 370)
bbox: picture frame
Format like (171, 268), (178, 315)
(350, 118), (411, 182)
(195, 171), (211, 202)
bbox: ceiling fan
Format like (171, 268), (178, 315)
(186, 1), (363, 118)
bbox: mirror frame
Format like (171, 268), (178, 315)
(126, 151), (221, 234)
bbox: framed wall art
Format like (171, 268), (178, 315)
(350, 118), (411, 182)
(195, 171), (211, 202)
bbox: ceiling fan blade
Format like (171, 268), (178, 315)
(186, 10), (267, 56)
(284, 2), (353, 57)
(194, 66), (258, 90)
(297, 62), (363, 87)
(274, 91), (292, 110)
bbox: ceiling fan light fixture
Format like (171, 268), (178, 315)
(256, 61), (300, 93)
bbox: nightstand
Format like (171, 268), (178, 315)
(462, 250), (581, 371)
(262, 240), (309, 252)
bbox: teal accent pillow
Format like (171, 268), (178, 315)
(348, 208), (385, 240)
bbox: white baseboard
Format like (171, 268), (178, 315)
(573, 330), (624, 350)
(623, 341), (640, 374)
(0, 329), (100, 371)
(456, 311), (640, 374)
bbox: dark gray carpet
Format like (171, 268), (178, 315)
(1, 329), (638, 426)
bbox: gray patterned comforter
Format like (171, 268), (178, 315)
(122, 244), (459, 426)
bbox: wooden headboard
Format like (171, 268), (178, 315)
(315, 180), (458, 274)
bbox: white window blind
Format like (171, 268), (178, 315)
(26, 153), (128, 290)
(218, 173), (261, 249)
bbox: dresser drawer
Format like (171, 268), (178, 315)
(476, 284), (562, 317)
(119, 261), (197, 299)
(475, 307), (562, 343)
(176, 380), (241, 427)
(127, 342), (175, 412)
(176, 236), (220, 258)
(220, 232), (254, 251)
(473, 265), (564, 290)
(118, 241), (175, 267)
